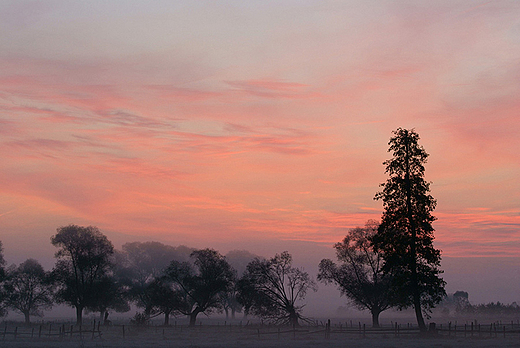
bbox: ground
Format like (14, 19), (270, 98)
(2, 323), (520, 348)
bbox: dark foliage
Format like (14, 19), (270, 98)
(84, 274), (130, 324)
(3, 259), (55, 324)
(0, 241), (6, 317)
(145, 277), (185, 325)
(318, 220), (396, 327)
(51, 224), (115, 325)
(164, 248), (235, 326)
(372, 128), (446, 331)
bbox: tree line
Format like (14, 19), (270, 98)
(0, 234), (316, 328)
(438, 291), (520, 317)
(0, 128), (449, 332)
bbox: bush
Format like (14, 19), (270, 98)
(130, 312), (149, 326)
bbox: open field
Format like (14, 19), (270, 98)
(2, 320), (520, 348)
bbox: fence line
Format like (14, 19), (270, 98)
(2, 319), (520, 342)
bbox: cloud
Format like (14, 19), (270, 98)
(146, 85), (222, 101)
(226, 79), (319, 99)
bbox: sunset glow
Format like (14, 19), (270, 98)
(1, 0), (519, 267)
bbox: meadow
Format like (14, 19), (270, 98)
(2, 317), (520, 348)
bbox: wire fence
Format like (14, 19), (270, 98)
(2, 318), (520, 343)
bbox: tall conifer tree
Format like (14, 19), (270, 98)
(373, 128), (445, 332)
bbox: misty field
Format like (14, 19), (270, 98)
(2, 320), (520, 348)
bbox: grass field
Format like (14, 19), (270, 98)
(2, 320), (520, 348)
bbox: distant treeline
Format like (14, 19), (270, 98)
(438, 291), (520, 317)
(458, 302), (520, 316)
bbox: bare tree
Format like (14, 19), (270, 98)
(3, 259), (55, 324)
(51, 224), (114, 325)
(318, 220), (395, 327)
(238, 251), (317, 327)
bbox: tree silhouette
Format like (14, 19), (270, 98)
(318, 220), (395, 327)
(0, 241), (8, 317)
(220, 250), (259, 319)
(116, 242), (194, 317)
(453, 291), (470, 312)
(238, 251), (317, 327)
(146, 277), (185, 325)
(3, 259), (55, 324)
(85, 274), (130, 324)
(372, 128), (445, 332)
(51, 224), (115, 325)
(218, 278), (241, 320)
(164, 249), (235, 327)
(0, 241), (5, 278)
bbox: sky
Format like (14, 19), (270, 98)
(0, 0), (519, 305)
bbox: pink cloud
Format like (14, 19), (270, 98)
(146, 85), (222, 101)
(226, 79), (320, 99)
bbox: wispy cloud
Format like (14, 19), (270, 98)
(0, 0), (519, 263)
(226, 79), (319, 99)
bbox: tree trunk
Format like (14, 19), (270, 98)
(371, 309), (381, 328)
(288, 311), (299, 328)
(231, 308), (236, 319)
(414, 291), (426, 331)
(189, 310), (200, 327)
(76, 306), (83, 326)
(224, 307), (229, 320)
(164, 311), (170, 326)
(24, 311), (31, 325)
(405, 138), (427, 333)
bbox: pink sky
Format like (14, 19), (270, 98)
(0, 0), (519, 273)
